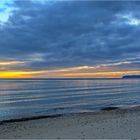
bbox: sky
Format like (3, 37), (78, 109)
(0, 0), (140, 78)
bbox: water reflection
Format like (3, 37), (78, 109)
(0, 79), (140, 120)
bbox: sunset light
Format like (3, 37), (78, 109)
(0, 61), (24, 66)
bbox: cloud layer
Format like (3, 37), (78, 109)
(0, 1), (140, 77)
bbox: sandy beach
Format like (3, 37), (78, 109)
(0, 107), (140, 139)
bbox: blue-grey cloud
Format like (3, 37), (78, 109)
(0, 1), (140, 70)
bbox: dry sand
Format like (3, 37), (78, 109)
(0, 107), (140, 139)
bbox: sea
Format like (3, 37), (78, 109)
(0, 78), (140, 121)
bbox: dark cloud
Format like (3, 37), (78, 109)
(0, 1), (140, 70)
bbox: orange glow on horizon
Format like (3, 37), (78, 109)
(0, 71), (45, 78)
(62, 71), (140, 78)
(0, 63), (140, 78)
(0, 70), (140, 78)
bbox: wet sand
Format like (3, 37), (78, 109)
(0, 107), (140, 139)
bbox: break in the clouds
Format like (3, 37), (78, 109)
(0, 0), (140, 78)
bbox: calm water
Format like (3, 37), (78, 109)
(0, 79), (140, 121)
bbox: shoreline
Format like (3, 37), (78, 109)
(0, 106), (140, 138)
(0, 105), (138, 125)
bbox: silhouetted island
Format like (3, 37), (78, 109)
(122, 75), (140, 79)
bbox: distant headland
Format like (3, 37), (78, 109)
(122, 75), (140, 79)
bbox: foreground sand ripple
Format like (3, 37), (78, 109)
(0, 107), (140, 139)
